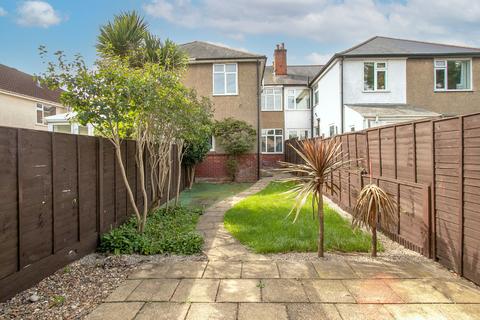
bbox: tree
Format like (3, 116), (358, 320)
(38, 49), (174, 232)
(352, 184), (397, 257)
(279, 138), (349, 257)
(213, 118), (256, 181)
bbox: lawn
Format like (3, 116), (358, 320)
(179, 182), (253, 209)
(224, 181), (381, 254)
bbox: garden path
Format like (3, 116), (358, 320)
(87, 177), (480, 320)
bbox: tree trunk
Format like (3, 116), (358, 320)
(371, 226), (377, 257)
(166, 146), (172, 210)
(114, 144), (141, 232)
(136, 141), (149, 233)
(188, 166), (196, 189)
(174, 142), (183, 207)
(317, 185), (324, 258)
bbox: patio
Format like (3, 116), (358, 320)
(87, 178), (480, 320)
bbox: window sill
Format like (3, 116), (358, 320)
(434, 89), (473, 93)
(261, 109), (283, 112)
(285, 108), (311, 111)
(35, 123), (47, 127)
(261, 152), (284, 155)
(362, 90), (390, 93)
(212, 93), (239, 97)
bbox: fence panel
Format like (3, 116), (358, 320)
(0, 127), (186, 301)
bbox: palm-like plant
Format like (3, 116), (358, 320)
(280, 138), (349, 257)
(352, 184), (397, 257)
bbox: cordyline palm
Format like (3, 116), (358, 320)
(352, 184), (397, 257)
(279, 138), (349, 257)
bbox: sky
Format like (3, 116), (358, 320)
(1, 0), (480, 75)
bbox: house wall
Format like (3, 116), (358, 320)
(284, 86), (311, 138)
(343, 58), (407, 104)
(313, 60), (342, 137)
(406, 57), (480, 115)
(182, 61), (260, 181)
(0, 91), (66, 130)
(344, 106), (366, 132)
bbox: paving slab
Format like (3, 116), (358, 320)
(312, 259), (358, 279)
(435, 304), (480, 320)
(238, 303), (288, 320)
(134, 302), (190, 320)
(262, 279), (309, 302)
(104, 280), (142, 302)
(126, 279), (179, 301)
(347, 260), (411, 279)
(302, 280), (355, 303)
(343, 279), (404, 304)
(384, 304), (449, 320)
(335, 304), (395, 320)
(164, 261), (208, 279)
(286, 303), (342, 320)
(242, 261), (280, 278)
(216, 279), (261, 302)
(384, 279), (451, 303)
(85, 302), (144, 320)
(171, 279), (219, 302)
(203, 261), (242, 278)
(128, 263), (171, 279)
(186, 303), (237, 320)
(277, 261), (319, 278)
(426, 279), (480, 303)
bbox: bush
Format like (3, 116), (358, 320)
(99, 206), (203, 255)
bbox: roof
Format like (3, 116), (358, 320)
(263, 65), (323, 85)
(179, 41), (266, 61)
(310, 36), (480, 84)
(45, 112), (75, 123)
(0, 64), (62, 103)
(340, 36), (480, 57)
(345, 103), (440, 118)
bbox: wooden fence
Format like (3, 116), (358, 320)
(0, 126), (186, 301)
(285, 112), (480, 286)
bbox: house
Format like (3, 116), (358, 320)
(45, 112), (94, 136)
(260, 43), (322, 167)
(310, 36), (480, 137)
(0, 64), (68, 131)
(179, 41), (266, 182)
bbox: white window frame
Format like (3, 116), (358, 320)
(286, 88), (311, 110)
(209, 136), (215, 152)
(434, 58), (473, 92)
(287, 128), (311, 140)
(261, 87), (282, 111)
(36, 103), (55, 125)
(261, 128), (283, 154)
(329, 124), (338, 137)
(363, 61), (388, 92)
(212, 63), (238, 96)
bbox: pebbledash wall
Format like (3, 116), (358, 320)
(182, 61), (262, 182)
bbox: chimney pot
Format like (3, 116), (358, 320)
(274, 43), (287, 76)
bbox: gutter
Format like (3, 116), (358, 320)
(256, 59), (261, 180)
(340, 57), (344, 133)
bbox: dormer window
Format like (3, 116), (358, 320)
(364, 61), (387, 91)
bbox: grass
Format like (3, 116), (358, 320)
(224, 181), (382, 254)
(179, 182), (253, 208)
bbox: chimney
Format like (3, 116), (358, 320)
(273, 43), (287, 76)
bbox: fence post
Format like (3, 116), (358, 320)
(97, 138), (104, 234)
(423, 184), (431, 258)
(458, 116), (464, 275)
(51, 132), (56, 254)
(76, 135), (81, 242)
(16, 129), (23, 270)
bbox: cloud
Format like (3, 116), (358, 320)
(307, 52), (333, 65)
(0, 7), (7, 16)
(17, 1), (62, 28)
(143, 0), (480, 49)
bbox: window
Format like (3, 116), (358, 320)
(36, 103), (56, 125)
(364, 62), (387, 91)
(287, 129), (310, 140)
(329, 124), (338, 137)
(261, 129), (283, 153)
(286, 89), (310, 110)
(53, 124), (72, 134)
(350, 126), (355, 132)
(213, 63), (237, 95)
(314, 126), (320, 137)
(208, 136), (215, 151)
(261, 87), (282, 111)
(434, 59), (472, 91)
(313, 85), (319, 106)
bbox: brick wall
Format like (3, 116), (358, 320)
(196, 153), (258, 182)
(261, 154), (284, 168)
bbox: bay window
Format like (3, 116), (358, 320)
(434, 59), (471, 91)
(286, 88), (310, 110)
(213, 63), (237, 95)
(261, 129), (283, 153)
(364, 61), (387, 91)
(261, 87), (282, 111)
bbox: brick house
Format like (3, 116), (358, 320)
(179, 41), (266, 182)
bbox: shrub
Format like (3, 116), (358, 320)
(99, 206), (203, 255)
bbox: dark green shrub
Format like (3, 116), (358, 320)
(99, 206), (203, 255)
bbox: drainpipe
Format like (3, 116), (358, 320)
(340, 57), (345, 133)
(309, 76), (314, 138)
(256, 60), (261, 180)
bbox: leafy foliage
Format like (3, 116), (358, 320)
(99, 206), (203, 255)
(213, 118), (256, 156)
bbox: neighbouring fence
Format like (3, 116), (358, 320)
(285, 112), (480, 286)
(0, 126), (187, 301)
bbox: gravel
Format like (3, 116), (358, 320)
(0, 253), (205, 320)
